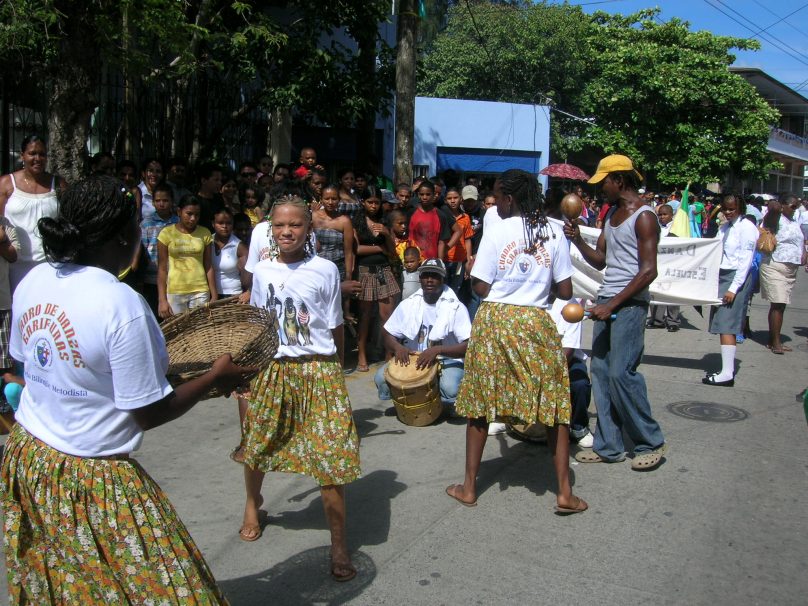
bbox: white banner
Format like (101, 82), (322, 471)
(571, 225), (722, 306)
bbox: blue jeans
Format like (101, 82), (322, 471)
(374, 358), (464, 404)
(590, 298), (665, 460)
(568, 356), (591, 437)
(466, 289), (482, 321)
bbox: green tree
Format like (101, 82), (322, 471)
(417, 1), (593, 157)
(580, 10), (780, 184)
(0, 0), (394, 179)
(417, 1), (780, 184)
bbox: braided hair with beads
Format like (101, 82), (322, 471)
(498, 169), (553, 254)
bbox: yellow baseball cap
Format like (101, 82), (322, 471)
(588, 154), (643, 184)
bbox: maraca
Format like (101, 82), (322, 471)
(560, 193), (584, 222)
(561, 302), (586, 322)
(560, 301), (617, 322)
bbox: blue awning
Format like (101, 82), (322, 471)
(436, 147), (541, 174)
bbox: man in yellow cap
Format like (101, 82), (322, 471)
(563, 154), (667, 471)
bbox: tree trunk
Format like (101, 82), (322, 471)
(47, 37), (99, 182)
(395, 0), (418, 185)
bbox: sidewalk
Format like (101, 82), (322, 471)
(2, 280), (807, 605)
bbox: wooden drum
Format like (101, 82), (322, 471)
(506, 422), (548, 443)
(384, 354), (442, 427)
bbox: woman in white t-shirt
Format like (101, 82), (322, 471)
(211, 206), (247, 297)
(759, 193), (806, 354)
(240, 197), (360, 582)
(445, 169), (587, 514)
(0, 176), (253, 604)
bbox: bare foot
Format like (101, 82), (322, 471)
(445, 484), (477, 507)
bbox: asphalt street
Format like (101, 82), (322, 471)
(2, 278), (807, 605)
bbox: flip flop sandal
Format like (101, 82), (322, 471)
(554, 495), (589, 515)
(574, 450), (624, 464)
(445, 484), (477, 507)
(239, 523), (262, 542)
(331, 559), (358, 583)
(631, 444), (668, 471)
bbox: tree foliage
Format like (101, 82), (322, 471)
(417, 1), (781, 184)
(0, 0), (394, 175)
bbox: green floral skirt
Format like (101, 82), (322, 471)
(455, 302), (571, 426)
(0, 424), (227, 605)
(243, 355), (361, 486)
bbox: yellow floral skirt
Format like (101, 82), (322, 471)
(455, 302), (571, 426)
(243, 355), (361, 486)
(0, 424), (227, 604)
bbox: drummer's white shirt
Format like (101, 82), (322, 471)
(383, 285), (471, 362)
(11, 263), (173, 457)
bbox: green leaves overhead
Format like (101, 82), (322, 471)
(418, 1), (782, 184)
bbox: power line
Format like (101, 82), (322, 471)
(461, 0), (596, 126)
(750, 0), (808, 42)
(703, 0), (808, 68)
(744, 1), (808, 40)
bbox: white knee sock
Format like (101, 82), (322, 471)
(715, 345), (736, 381)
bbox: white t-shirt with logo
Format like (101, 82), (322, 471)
(471, 216), (573, 308)
(11, 263), (173, 457)
(250, 255), (342, 358)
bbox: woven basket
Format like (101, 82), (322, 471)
(161, 296), (278, 398)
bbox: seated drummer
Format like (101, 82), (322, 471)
(374, 259), (471, 412)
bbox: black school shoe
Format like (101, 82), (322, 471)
(702, 375), (734, 387)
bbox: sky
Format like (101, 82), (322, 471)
(559, 0), (808, 94)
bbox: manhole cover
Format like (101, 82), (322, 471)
(666, 401), (749, 422)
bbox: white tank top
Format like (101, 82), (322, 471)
(6, 174), (60, 263)
(212, 234), (242, 295)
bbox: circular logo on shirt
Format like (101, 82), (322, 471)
(34, 338), (53, 369)
(516, 254), (533, 274)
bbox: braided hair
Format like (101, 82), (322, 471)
(38, 175), (136, 265)
(498, 169), (553, 254)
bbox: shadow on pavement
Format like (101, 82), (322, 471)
(472, 436), (576, 502)
(219, 546), (376, 606)
(270, 470), (407, 549)
(352, 407), (406, 439)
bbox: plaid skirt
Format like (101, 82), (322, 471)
(357, 264), (400, 301)
(0, 425), (227, 604)
(243, 355), (360, 486)
(455, 302), (571, 426)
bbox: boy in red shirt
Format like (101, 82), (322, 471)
(408, 180), (452, 260)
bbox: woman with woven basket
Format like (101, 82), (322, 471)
(242, 196), (360, 582)
(759, 193), (806, 354)
(703, 194), (760, 386)
(0, 176), (254, 604)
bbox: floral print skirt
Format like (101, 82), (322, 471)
(0, 424), (227, 605)
(455, 302), (571, 426)
(243, 355), (361, 486)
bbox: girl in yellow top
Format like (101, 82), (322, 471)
(157, 195), (217, 319)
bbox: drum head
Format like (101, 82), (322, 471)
(384, 354), (438, 385)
